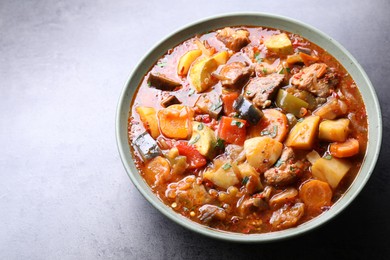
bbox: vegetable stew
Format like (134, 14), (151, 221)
(128, 26), (367, 234)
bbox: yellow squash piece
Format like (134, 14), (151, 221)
(177, 49), (202, 76)
(136, 106), (160, 139)
(265, 33), (293, 55)
(211, 51), (230, 66)
(189, 57), (219, 93)
(311, 156), (352, 189)
(285, 115), (320, 149)
(244, 136), (283, 173)
(189, 121), (217, 159)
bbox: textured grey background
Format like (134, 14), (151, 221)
(1, 0), (389, 259)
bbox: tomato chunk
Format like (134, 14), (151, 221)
(217, 116), (247, 146)
(221, 92), (239, 116)
(176, 142), (207, 169)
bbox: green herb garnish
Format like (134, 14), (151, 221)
(270, 125), (278, 138)
(261, 125), (278, 138)
(254, 52), (263, 63)
(246, 91), (252, 95)
(262, 68), (268, 73)
(210, 99), (223, 111)
(261, 129), (270, 136)
(157, 61), (167, 68)
(286, 67), (291, 73)
(215, 138), (225, 150)
(274, 159), (284, 167)
(222, 163), (232, 170)
(189, 133), (200, 145)
(188, 89), (195, 96)
(324, 154), (333, 160)
(197, 123), (204, 130)
(242, 176), (249, 185)
(231, 120), (245, 128)
(279, 68), (285, 74)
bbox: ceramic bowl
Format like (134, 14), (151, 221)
(116, 13), (382, 242)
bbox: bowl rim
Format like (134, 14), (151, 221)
(116, 12), (382, 242)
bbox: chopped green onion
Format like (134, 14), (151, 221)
(222, 163), (232, 170)
(242, 176), (249, 185)
(286, 67), (291, 73)
(197, 123), (204, 130)
(262, 68), (267, 73)
(279, 68), (285, 74)
(246, 91), (252, 95)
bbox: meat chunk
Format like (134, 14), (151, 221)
(198, 204), (227, 223)
(315, 71), (339, 96)
(165, 175), (211, 208)
(269, 188), (298, 209)
(217, 62), (253, 88)
(216, 27), (250, 52)
(195, 92), (222, 119)
(238, 197), (269, 217)
(291, 63), (339, 97)
(244, 73), (284, 109)
(264, 147), (301, 186)
(269, 202), (305, 230)
(148, 72), (181, 91)
(161, 95), (181, 108)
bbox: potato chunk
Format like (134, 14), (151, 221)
(244, 137), (283, 173)
(265, 33), (293, 55)
(319, 118), (350, 142)
(189, 121), (217, 159)
(177, 49), (202, 76)
(285, 115), (320, 150)
(136, 106), (160, 139)
(311, 157), (351, 188)
(203, 162), (239, 189)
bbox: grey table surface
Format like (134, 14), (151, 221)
(1, 0), (389, 259)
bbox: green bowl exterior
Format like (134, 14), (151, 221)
(116, 12), (382, 242)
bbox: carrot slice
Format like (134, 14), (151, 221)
(248, 109), (289, 142)
(298, 52), (319, 66)
(221, 91), (239, 116)
(158, 105), (193, 139)
(217, 116), (247, 146)
(299, 179), (332, 211)
(329, 138), (360, 158)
